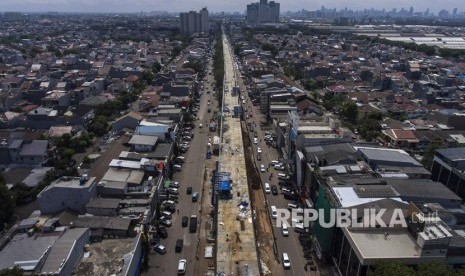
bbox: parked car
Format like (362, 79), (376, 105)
(274, 164), (285, 171)
(157, 227), (168, 238)
(253, 137), (258, 144)
(170, 181), (180, 188)
(257, 154), (261, 161)
(154, 244), (167, 254)
(260, 164), (265, 173)
(159, 217), (172, 227)
(186, 187), (192, 194)
(278, 173), (290, 180)
(257, 147), (262, 154)
(168, 188), (179, 195)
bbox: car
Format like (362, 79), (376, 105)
(178, 259), (187, 275)
(270, 160), (280, 166)
(186, 186), (192, 194)
(173, 164), (182, 171)
(264, 183), (271, 193)
(257, 154), (261, 161)
(154, 244), (167, 254)
(274, 164), (285, 171)
(271, 185), (278, 195)
(159, 217), (172, 227)
(282, 253), (291, 269)
(278, 173), (290, 180)
(157, 227), (168, 238)
(168, 188), (179, 195)
(260, 164), (265, 173)
(170, 182), (180, 188)
(175, 239), (184, 253)
(192, 192), (199, 202)
(282, 223), (289, 236)
(162, 200), (176, 207)
(182, 136), (192, 141)
(257, 147), (262, 154)
(199, 123), (203, 128)
(253, 137), (258, 144)
(182, 216), (188, 227)
(254, 132), (258, 137)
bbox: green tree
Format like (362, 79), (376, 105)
(415, 262), (455, 276)
(359, 119), (382, 141)
(0, 176), (15, 231)
(421, 143), (441, 170)
(0, 266), (23, 276)
(340, 101), (359, 123)
(368, 261), (415, 276)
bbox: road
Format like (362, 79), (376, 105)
(223, 37), (318, 275)
(144, 53), (213, 276)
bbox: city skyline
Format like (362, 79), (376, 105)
(0, 0), (462, 14)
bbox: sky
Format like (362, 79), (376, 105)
(0, 0), (461, 14)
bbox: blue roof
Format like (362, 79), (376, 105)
(219, 180), (230, 191)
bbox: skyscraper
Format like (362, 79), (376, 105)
(180, 8), (209, 36)
(246, 0), (280, 26)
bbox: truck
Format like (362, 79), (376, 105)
(189, 215), (198, 233)
(213, 136), (220, 155)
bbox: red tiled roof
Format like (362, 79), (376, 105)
(385, 129), (417, 140)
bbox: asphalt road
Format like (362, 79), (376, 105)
(224, 38), (317, 275)
(145, 57), (213, 276)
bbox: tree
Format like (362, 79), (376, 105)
(415, 262), (454, 276)
(0, 266), (23, 276)
(421, 142), (441, 170)
(0, 177), (15, 231)
(340, 101), (359, 124)
(359, 118), (382, 141)
(368, 261), (415, 276)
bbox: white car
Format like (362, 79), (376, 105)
(257, 147), (262, 154)
(199, 123), (203, 128)
(253, 137), (258, 144)
(264, 183), (271, 193)
(178, 259), (187, 275)
(282, 253), (291, 269)
(260, 164), (265, 173)
(282, 223), (289, 236)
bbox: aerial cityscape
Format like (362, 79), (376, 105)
(2, 1), (465, 276)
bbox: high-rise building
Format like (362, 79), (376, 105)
(246, 0), (280, 26)
(180, 8), (209, 36)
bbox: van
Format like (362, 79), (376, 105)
(264, 183), (271, 194)
(271, 205), (277, 219)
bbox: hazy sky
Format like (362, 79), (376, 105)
(0, 0), (461, 14)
